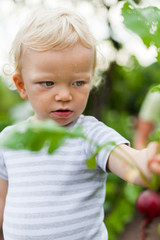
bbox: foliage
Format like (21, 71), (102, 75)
(0, 111), (158, 240)
(104, 173), (142, 240)
(0, 77), (22, 131)
(86, 141), (116, 169)
(1, 117), (157, 190)
(0, 120), (85, 152)
(102, 110), (134, 143)
(122, 0), (160, 63)
(122, 1), (160, 239)
(104, 60), (160, 116)
(0, 120), (117, 170)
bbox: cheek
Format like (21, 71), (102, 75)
(83, 88), (91, 101)
(76, 90), (90, 108)
(27, 93), (49, 110)
(26, 88), (46, 100)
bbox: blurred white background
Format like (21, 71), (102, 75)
(0, 0), (160, 74)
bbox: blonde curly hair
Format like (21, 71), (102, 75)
(3, 7), (102, 89)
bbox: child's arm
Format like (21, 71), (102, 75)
(107, 142), (160, 186)
(0, 179), (8, 227)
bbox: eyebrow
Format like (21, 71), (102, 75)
(28, 71), (92, 83)
(29, 74), (54, 82)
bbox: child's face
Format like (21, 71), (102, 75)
(13, 43), (94, 126)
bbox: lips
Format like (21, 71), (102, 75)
(52, 109), (73, 118)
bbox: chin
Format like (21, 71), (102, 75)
(53, 119), (72, 126)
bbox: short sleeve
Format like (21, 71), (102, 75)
(82, 116), (130, 172)
(0, 151), (8, 180)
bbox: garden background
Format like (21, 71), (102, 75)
(1, 0), (160, 239)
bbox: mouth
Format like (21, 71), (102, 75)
(52, 109), (73, 118)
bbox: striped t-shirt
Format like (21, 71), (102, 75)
(0, 115), (129, 240)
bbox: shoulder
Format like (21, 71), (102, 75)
(77, 115), (116, 135)
(77, 114), (129, 145)
(77, 115), (106, 128)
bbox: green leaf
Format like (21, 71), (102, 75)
(122, 1), (160, 63)
(0, 120), (86, 154)
(86, 156), (97, 170)
(86, 141), (116, 170)
(0, 120), (117, 170)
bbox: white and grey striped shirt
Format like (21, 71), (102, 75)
(0, 115), (129, 240)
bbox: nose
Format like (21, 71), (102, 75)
(55, 87), (72, 102)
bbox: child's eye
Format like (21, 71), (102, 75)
(73, 81), (84, 87)
(41, 81), (54, 87)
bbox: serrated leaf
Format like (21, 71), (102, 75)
(0, 120), (86, 154)
(122, 1), (160, 63)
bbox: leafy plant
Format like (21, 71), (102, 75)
(104, 174), (142, 240)
(121, 0), (160, 190)
(0, 118), (151, 240)
(122, 2), (160, 239)
(0, 120), (117, 170)
(0, 120), (86, 153)
(122, 0), (160, 63)
(1, 119), (159, 188)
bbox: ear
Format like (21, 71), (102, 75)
(13, 74), (28, 99)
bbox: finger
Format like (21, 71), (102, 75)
(149, 158), (160, 174)
(147, 142), (160, 173)
(146, 141), (160, 160)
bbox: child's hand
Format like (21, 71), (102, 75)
(147, 142), (160, 175)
